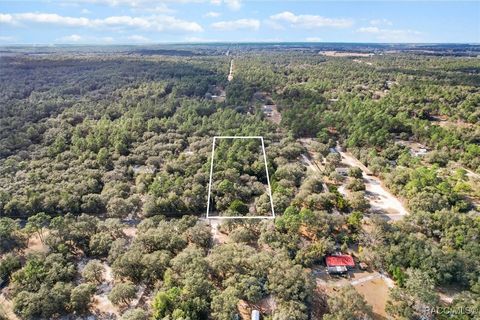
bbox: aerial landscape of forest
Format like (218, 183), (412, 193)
(0, 1), (479, 319)
(0, 41), (478, 319)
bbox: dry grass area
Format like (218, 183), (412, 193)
(209, 219), (228, 245)
(123, 226), (137, 238)
(430, 116), (475, 129)
(315, 268), (393, 319)
(92, 263), (119, 318)
(0, 293), (20, 320)
(353, 277), (390, 320)
(237, 295), (276, 320)
(24, 234), (49, 255)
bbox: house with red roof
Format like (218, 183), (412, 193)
(326, 254), (355, 275)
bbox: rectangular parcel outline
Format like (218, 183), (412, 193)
(206, 136), (275, 219)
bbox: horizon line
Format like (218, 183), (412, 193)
(1, 41), (479, 47)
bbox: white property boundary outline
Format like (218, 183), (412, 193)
(206, 136), (275, 219)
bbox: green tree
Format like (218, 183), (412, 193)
(82, 260), (105, 284)
(108, 283), (136, 306)
(229, 199), (249, 215)
(0, 253), (21, 280)
(210, 287), (239, 320)
(323, 285), (373, 320)
(70, 283), (96, 314)
(121, 308), (149, 320)
(273, 300), (308, 320)
(386, 268), (439, 319)
(348, 167), (363, 179)
(25, 212), (51, 244)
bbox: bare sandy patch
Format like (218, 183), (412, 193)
(353, 277), (390, 319)
(0, 293), (20, 320)
(24, 234), (49, 255)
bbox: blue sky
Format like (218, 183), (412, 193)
(0, 1), (479, 44)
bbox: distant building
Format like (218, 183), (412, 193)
(326, 254), (355, 275)
(251, 310), (260, 320)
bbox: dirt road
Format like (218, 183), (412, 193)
(228, 59), (234, 81)
(334, 147), (408, 220)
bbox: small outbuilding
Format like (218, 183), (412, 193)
(251, 310), (260, 320)
(326, 254), (355, 275)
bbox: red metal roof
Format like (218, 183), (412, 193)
(326, 255), (355, 267)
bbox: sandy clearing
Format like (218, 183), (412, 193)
(315, 267), (393, 318)
(335, 147), (371, 174)
(208, 219), (228, 245)
(353, 277), (390, 319)
(123, 227), (137, 238)
(92, 262), (118, 317)
(301, 154), (317, 172)
(0, 293), (20, 320)
(92, 294), (118, 318)
(363, 175), (408, 217)
(24, 233), (49, 255)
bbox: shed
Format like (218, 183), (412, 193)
(326, 255), (355, 269)
(251, 310), (260, 320)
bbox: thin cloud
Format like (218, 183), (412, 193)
(263, 19), (284, 31)
(0, 35), (15, 41)
(211, 18), (260, 31)
(57, 34), (83, 42)
(0, 12), (203, 32)
(0, 13), (17, 24)
(369, 18), (392, 26)
(224, 0), (241, 10)
(55, 34), (115, 43)
(270, 11), (353, 29)
(204, 11), (221, 18)
(74, 0), (241, 10)
(141, 4), (176, 14)
(210, 0), (241, 11)
(184, 36), (219, 42)
(357, 26), (422, 42)
(127, 34), (151, 42)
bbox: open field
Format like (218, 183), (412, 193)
(354, 277), (390, 319)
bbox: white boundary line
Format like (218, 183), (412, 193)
(206, 136), (275, 219)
